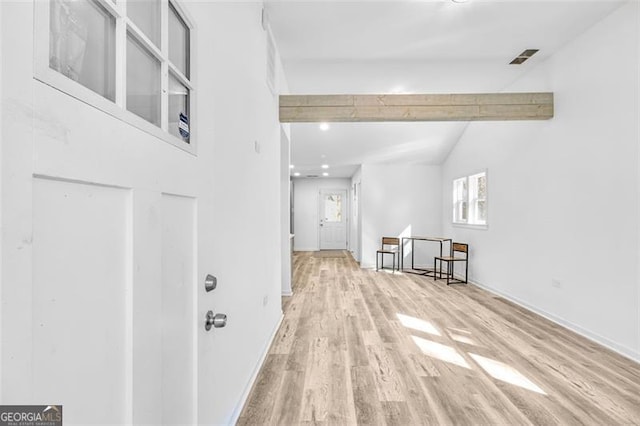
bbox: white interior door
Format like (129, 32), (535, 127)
(1, 2), (207, 423)
(319, 189), (348, 250)
(25, 166), (199, 426)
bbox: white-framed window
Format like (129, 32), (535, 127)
(35, 0), (195, 154)
(453, 171), (487, 227)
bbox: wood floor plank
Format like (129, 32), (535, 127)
(381, 401), (412, 426)
(350, 366), (386, 425)
(353, 298), (374, 331)
(360, 329), (383, 347)
(236, 354), (287, 425)
(286, 338), (312, 373)
(345, 315), (369, 367)
(271, 317), (298, 354)
(366, 344), (405, 402)
(384, 343), (438, 425)
(327, 346), (358, 424)
(359, 279), (398, 344)
(271, 369), (306, 425)
(470, 392), (534, 426)
(239, 251), (640, 425)
(300, 337), (331, 423)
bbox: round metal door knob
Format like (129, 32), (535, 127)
(205, 310), (227, 331)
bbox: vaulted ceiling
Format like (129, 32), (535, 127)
(267, 0), (625, 178)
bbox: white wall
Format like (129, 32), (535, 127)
(192, 3), (286, 422)
(360, 164), (442, 269)
(280, 127), (292, 295)
(441, 1), (639, 361)
(293, 178), (351, 251)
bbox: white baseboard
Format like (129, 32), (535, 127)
(228, 313), (284, 424)
(469, 278), (640, 364)
(281, 290), (293, 297)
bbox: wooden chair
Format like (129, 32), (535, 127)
(376, 237), (400, 272)
(434, 242), (469, 285)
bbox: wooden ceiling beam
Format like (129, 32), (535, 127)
(279, 92), (554, 122)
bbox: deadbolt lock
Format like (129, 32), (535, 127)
(205, 274), (217, 292)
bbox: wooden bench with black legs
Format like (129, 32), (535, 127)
(376, 237), (400, 272)
(434, 242), (469, 285)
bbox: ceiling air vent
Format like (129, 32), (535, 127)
(509, 49), (539, 65)
(306, 175), (319, 178)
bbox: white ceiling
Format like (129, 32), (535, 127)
(267, 0), (625, 178)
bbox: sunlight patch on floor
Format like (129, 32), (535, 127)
(411, 335), (471, 369)
(448, 327), (472, 335)
(397, 313), (441, 336)
(449, 332), (477, 346)
(469, 353), (546, 395)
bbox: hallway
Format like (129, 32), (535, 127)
(239, 251), (640, 425)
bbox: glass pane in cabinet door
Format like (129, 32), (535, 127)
(49, 0), (116, 100)
(126, 34), (161, 126)
(169, 3), (190, 78)
(168, 74), (190, 143)
(324, 195), (342, 222)
(126, 0), (161, 47)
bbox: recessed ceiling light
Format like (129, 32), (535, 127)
(293, 172), (300, 177)
(321, 164), (329, 169)
(289, 164), (295, 169)
(322, 172), (329, 177)
(390, 86), (406, 94)
(319, 122), (330, 131)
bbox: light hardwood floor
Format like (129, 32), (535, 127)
(238, 251), (640, 425)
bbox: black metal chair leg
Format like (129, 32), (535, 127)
(433, 258), (436, 279)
